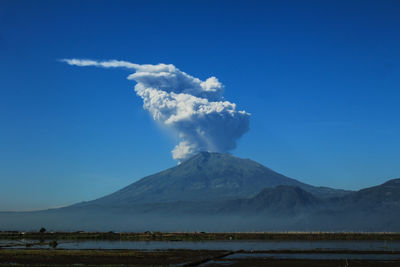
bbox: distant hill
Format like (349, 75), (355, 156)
(343, 178), (400, 208)
(323, 178), (400, 212)
(221, 185), (321, 215)
(308, 178), (400, 231)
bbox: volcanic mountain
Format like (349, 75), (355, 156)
(77, 152), (350, 208)
(1, 152), (399, 232)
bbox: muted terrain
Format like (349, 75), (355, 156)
(1, 232), (400, 267)
(1, 152), (399, 232)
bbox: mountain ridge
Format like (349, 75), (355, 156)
(1, 152), (399, 232)
(78, 152), (350, 208)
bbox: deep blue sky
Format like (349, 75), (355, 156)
(1, 0), (399, 211)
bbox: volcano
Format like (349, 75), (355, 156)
(75, 152), (350, 208)
(1, 152), (399, 232)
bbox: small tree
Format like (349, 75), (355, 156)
(39, 227), (46, 233)
(49, 240), (58, 248)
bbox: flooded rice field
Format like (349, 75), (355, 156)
(2, 239), (400, 252)
(1, 236), (400, 266)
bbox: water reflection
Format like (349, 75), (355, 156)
(2, 239), (399, 251)
(226, 252), (400, 260)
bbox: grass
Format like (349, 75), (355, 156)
(1, 249), (400, 267)
(1, 231), (400, 241)
(0, 249), (225, 266)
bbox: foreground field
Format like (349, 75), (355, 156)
(0, 249), (400, 267)
(1, 232), (400, 266)
(1, 231), (400, 241)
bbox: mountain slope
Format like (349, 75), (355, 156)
(1, 154), (399, 232)
(349, 178), (400, 206)
(220, 185), (321, 215)
(80, 152), (350, 207)
(329, 178), (400, 211)
(307, 178), (400, 231)
(246, 185), (321, 212)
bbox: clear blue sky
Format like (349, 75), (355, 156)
(1, 0), (399, 211)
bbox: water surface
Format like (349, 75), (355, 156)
(2, 239), (400, 252)
(226, 252), (400, 260)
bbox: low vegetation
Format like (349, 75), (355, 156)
(1, 231), (400, 241)
(0, 249), (399, 267)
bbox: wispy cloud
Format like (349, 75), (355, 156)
(61, 58), (140, 69)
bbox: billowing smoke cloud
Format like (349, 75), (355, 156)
(62, 59), (250, 162)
